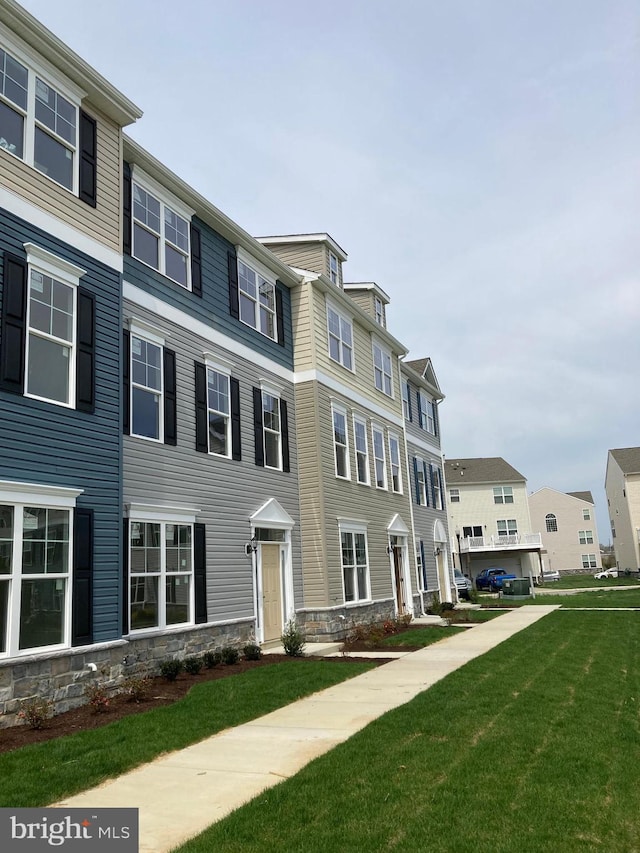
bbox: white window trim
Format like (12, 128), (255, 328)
(371, 424), (387, 490)
(236, 246), (278, 342)
(128, 318), (166, 348)
(326, 299), (355, 372)
(432, 464), (442, 509)
(449, 488), (460, 503)
(131, 165), (194, 290)
(331, 404), (350, 480)
(493, 486), (514, 504)
(415, 456), (427, 505)
(374, 295), (384, 326)
(23, 243), (84, 409)
(338, 521), (370, 605)
(126, 503), (199, 524)
(352, 414), (370, 486)
(372, 340), (393, 397)
(579, 530), (594, 545)
(129, 329), (164, 443)
(206, 365), (231, 459)
(388, 432), (402, 494)
(497, 519), (518, 536)
(203, 351), (233, 376)
(418, 390), (435, 433)
(329, 251), (339, 285)
(583, 509), (591, 520)
(261, 388), (283, 471)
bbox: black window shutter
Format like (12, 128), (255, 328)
(228, 250), (239, 319)
(230, 376), (241, 461)
(429, 463), (437, 507)
(417, 392), (423, 429)
(123, 164), (132, 256)
(423, 461), (431, 507)
(163, 348), (177, 446)
(253, 387), (264, 467)
(0, 252), (27, 394)
(280, 398), (290, 472)
(437, 467), (444, 506)
(122, 330), (130, 434)
(275, 283), (285, 346)
(190, 224), (202, 297)
(194, 361), (208, 453)
(433, 401), (439, 437)
(420, 540), (426, 587)
(413, 458), (421, 505)
(76, 287), (95, 413)
(122, 519), (129, 635)
(72, 507), (93, 646)
(78, 110), (97, 207)
(406, 382), (413, 422)
(194, 523), (207, 624)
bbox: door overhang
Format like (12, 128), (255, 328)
(250, 498), (295, 530)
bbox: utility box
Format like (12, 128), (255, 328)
(502, 578), (531, 598)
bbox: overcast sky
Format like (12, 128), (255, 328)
(20, 0), (639, 543)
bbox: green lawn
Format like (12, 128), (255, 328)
(477, 588), (640, 609)
(448, 608), (504, 623)
(0, 661), (374, 808)
(545, 574), (638, 590)
(177, 611), (640, 853)
(380, 626), (465, 647)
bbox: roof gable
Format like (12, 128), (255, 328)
(609, 447), (640, 475)
(445, 457), (526, 484)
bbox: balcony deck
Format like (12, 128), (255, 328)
(459, 533), (543, 553)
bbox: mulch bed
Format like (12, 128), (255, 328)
(342, 623), (438, 654)
(0, 654), (389, 755)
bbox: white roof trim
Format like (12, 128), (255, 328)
(387, 513), (410, 535)
(250, 498), (295, 530)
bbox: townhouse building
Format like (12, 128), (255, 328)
(605, 447), (640, 574)
(529, 488), (602, 573)
(445, 457), (543, 582)
(0, 0), (141, 721)
(400, 358), (453, 605)
(258, 235), (418, 637)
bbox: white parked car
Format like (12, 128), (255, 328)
(594, 568), (618, 579)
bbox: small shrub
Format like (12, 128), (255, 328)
(365, 626), (385, 647)
(160, 659), (183, 682)
(121, 675), (151, 703)
(221, 646), (240, 665)
(203, 650), (222, 669)
(243, 643), (262, 661)
(184, 656), (203, 675)
(427, 592), (440, 615)
(281, 620), (305, 657)
(17, 697), (53, 730)
(382, 619), (398, 635)
(85, 682), (110, 714)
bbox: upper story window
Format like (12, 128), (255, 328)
(433, 465), (443, 509)
(238, 259), (276, 340)
(132, 175), (192, 289)
(332, 406), (350, 479)
(374, 296), (384, 326)
(373, 342), (392, 396)
(327, 305), (353, 370)
(579, 530), (594, 545)
(130, 329), (164, 442)
(415, 458), (427, 505)
(0, 41), (84, 194)
(402, 380), (411, 420)
(418, 391), (435, 433)
(583, 508), (591, 520)
(545, 513), (558, 532)
(206, 367), (231, 457)
(372, 425), (387, 489)
(493, 487), (514, 504)
(353, 415), (369, 485)
(388, 433), (402, 493)
(262, 390), (281, 470)
(329, 251), (339, 284)
(497, 519), (517, 537)
(449, 488), (460, 503)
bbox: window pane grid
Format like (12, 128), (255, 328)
(354, 418), (369, 484)
(333, 410), (349, 478)
(207, 369), (230, 456)
(341, 531), (368, 603)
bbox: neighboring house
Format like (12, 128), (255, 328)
(528, 488), (602, 573)
(400, 358), (454, 605)
(445, 457), (543, 581)
(121, 138), (304, 654)
(605, 447), (640, 573)
(258, 234), (418, 637)
(0, 0), (141, 722)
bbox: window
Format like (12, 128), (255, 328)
(353, 416), (369, 485)
(0, 44), (80, 191)
(340, 528), (369, 603)
(238, 259), (276, 340)
(449, 489), (460, 503)
(583, 508), (591, 520)
(402, 381), (411, 420)
(374, 296), (384, 326)
(415, 459), (427, 505)
(262, 391), (282, 469)
(497, 519), (518, 537)
(206, 368), (230, 457)
(327, 305), (353, 370)
(433, 466), (442, 509)
(418, 391), (435, 433)
(129, 520), (193, 631)
(332, 407), (350, 479)
(463, 526), (483, 538)
(373, 343), (392, 396)
(579, 530), (594, 545)
(581, 554), (597, 569)
(329, 251), (339, 285)
(545, 514), (558, 533)
(372, 426), (387, 489)
(131, 333), (163, 441)
(132, 179), (191, 288)
(388, 434), (402, 493)
(493, 487), (514, 504)
(611, 520), (616, 539)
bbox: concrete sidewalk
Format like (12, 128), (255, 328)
(54, 605), (559, 853)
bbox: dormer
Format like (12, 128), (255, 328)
(343, 282), (390, 329)
(257, 233), (347, 288)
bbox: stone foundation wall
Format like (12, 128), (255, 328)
(297, 599), (396, 641)
(0, 619), (254, 729)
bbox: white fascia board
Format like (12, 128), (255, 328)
(123, 281), (295, 384)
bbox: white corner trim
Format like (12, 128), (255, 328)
(126, 502), (200, 524)
(0, 480), (83, 507)
(23, 242), (86, 284)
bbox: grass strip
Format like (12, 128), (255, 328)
(478, 588), (640, 609)
(549, 575), (637, 590)
(380, 626), (465, 646)
(177, 611), (640, 853)
(0, 661), (374, 808)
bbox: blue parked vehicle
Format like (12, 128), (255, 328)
(475, 568), (517, 592)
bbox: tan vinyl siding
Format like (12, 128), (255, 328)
(290, 282), (316, 372)
(346, 290), (373, 316)
(605, 457), (640, 571)
(529, 488), (602, 572)
(0, 103), (121, 251)
(262, 242), (326, 277)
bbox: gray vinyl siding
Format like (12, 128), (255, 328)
(123, 299), (302, 625)
(0, 208), (122, 641)
(406, 440), (448, 592)
(123, 196), (293, 371)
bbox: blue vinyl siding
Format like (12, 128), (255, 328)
(0, 207), (122, 642)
